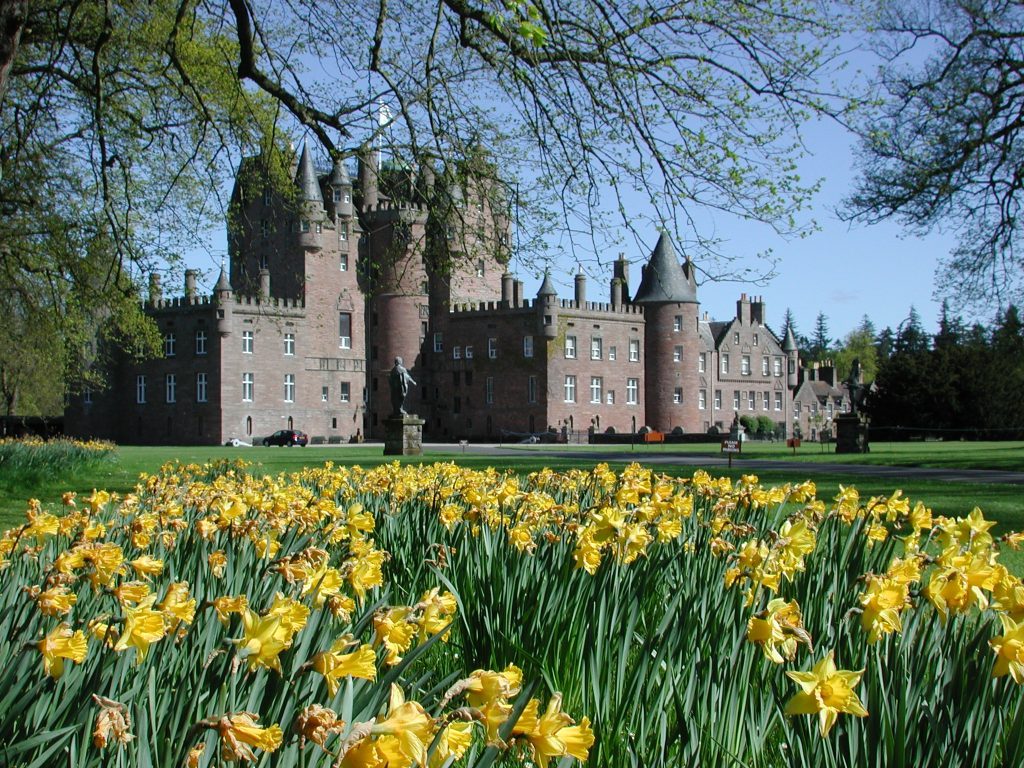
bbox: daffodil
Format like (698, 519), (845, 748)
(311, 638), (377, 696)
(113, 594), (167, 662)
(990, 614), (1024, 684)
(372, 684), (435, 768)
(36, 585), (76, 617)
(37, 622), (88, 678)
(784, 650), (868, 736)
(215, 712), (283, 762)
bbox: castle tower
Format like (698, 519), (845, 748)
(632, 233), (700, 433)
(536, 271), (559, 339)
(783, 325), (799, 389)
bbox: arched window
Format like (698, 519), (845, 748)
(287, 416), (294, 430)
(246, 416), (253, 436)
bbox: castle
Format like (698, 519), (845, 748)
(65, 146), (802, 445)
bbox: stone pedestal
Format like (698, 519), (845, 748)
(384, 414), (424, 456)
(835, 414), (870, 454)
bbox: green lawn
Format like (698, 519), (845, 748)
(2, 441), (1022, 570)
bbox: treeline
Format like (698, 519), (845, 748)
(783, 304), (1024, 434)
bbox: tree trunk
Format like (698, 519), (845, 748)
(0, 0), (28, 101)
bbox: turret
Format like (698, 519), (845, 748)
(610, 277), (624, 310)
(215, 266), (232, 335)
(613, 254), (630, 301)
(294, 143), (326, 252)
(783, 325), (799, 389)
(259, 268), (270, 300)
(632, 232), (700, 433)
(148, 273), (162, 304)
(501, 272), (514, 305)
(574, 270), (586, 306)
(328, 157), (353, 219)
(536, 271), (558, 339)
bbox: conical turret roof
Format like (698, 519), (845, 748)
(328, 157), (351, 187)
(215, 266), (231, 293)
(295, 143), (324, 203)
(782, 325), (798, 352)
(632, 232), (697, 304)
(537, 271), (557, 297)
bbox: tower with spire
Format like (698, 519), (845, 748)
(631, 232), (701, 433)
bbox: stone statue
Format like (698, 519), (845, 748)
(389, 357), (416, 416)
(844, 358), (865, 416)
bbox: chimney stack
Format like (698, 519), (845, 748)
(184, 270), (198, 301)
(574, 271), (586, 306)
(259, 268), (271, 300)
(148, 273), (162, 304)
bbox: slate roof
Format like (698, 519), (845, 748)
(295, 143), (324, 204)
(632, 232), (697, 304)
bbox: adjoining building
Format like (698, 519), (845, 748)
(66, 149), (802, 445)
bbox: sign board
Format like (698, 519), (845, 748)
(786, 438), (801, 448)
(721, 439), (741, 454)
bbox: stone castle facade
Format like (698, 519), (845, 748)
(65, 147), (802, 445)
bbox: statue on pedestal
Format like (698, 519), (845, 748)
(844, 358), (866, 416)
(389, 357), (416, 416)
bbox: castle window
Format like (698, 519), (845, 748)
(164, 333), (176, 358)
(721, 354), (729, 374)
(465, 370), (473, 386)
(795, 401), (802, 414)
(629, 339), (640, 362)
(590, 377), (603, 404)
(453, 396), (461, 414)
(315, 221), (323, 234)
(476, 260), (485, 277)
(340, 224), (349, 244)
(714, 390), (722, 409)
(674, 316), (682, 332)
(733, 332), (740, 344)
(284, 374), (295, 403)
(344, 192), (351, 204)
(590, 337), (603, 360)
(242, 373), (254, 402)
(486, 377), (494, 405)
(764, 391), (771, 411)
(340, 253), (349, 272)
(136, 375), (147, 404)
(699, 390), (707, 410)
(196, 373), (207, 403)
(544, 315), (552, 326)
(488, 338), (497, 359)
(528, 375), (538, 403)
(332, 188), (342, 203)
(260, 220), (270, 239)
(523, 335), (534, 358)
(340, 382), (351, 403)
(564, 375), (576, 403)
(774, 357), (783, 377)
(699, 352), (706, 373)
(242, 331), (254, 354)
(300, 220), (311, 233)
(762, 356), (770, 376)
(433, 333), (443, 353)
(754, 333), (760, 346)
(339, 313), (352, 349)
(195, 330), (207, 356)
(626, 378), (639, 405)
(748, 391), (755, 410)
(774, 392), (782, 411)
(606, 390), (615, 405)
(263, 189), (272, 206)
(741, 355), (751, 375)
(733, 390), (740, 410)
(453, 346), (462, 360)
(609, 345), (617, 361)
(284, 333), (295, 356)
(421, 281), (428, 294)
(564, 336), (577, 359)
(673, 345), (683, 363)
(165, 374), (176, 403)
(673, 388), (682, 404)
(260, 253), (268, 270)
(83, 387), (93, 405)
(322, 386), (329, 402)
(465, 345), (474, 359)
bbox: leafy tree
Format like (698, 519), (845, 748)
(833, 324), (879, 384)
(845, 0), (1024, 308)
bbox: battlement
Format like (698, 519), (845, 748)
(447, 297), (645, 317)
(361, 201), (429, 215)
(233, 295), (306, 310)
(449, 299), (533, 315)
(143, 295), (216, 310)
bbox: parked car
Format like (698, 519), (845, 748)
(262, 429), (308, 447)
